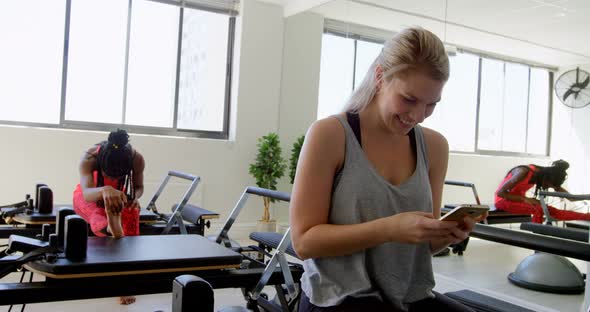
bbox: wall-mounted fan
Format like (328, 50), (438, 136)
(554, 67), (590, 109)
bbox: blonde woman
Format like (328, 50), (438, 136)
(290, 28), (483, 311)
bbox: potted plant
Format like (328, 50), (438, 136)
(289, 135), (305, 184)
(249, 132), (286, 232)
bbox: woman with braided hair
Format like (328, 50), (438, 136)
(74, 129), (145, 238)
(73, 129), (145, 304)
(495, 159), (590, 223)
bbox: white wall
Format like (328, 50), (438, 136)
(0, 0), (286, 236)
(551, 64), (590, 195)
(445, 154), (543, 205)
(274, 11), (324, 221)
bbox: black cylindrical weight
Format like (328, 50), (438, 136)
(64, 215), (88, 261)
(48, 234), (58, 248)
(56, 207), (76, 249)
(41, 224), (52, 241)
(172, 275), (214, 312)
(34, 183), (47, 211)
(37, 186), (53, 214)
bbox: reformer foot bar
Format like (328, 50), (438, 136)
(470, 223), (590, 261)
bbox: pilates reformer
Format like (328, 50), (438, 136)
(441, 180), (533, 256)
(212, 186), (301, 312)
(0, 170), (219, 239)
(442, 222), (590, 312)
(442, 192), (590, 310)
(443, 180), (533, 225)
(0, 186), (304, 312)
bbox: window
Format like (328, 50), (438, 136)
(0, 0), (236, 139)
(125, 0), (179, 128)
(0, 0), (66, 124)
(478, 61), (550, 155)
(354, 40), (382, 89)
(177, 9), (230, 132)
(317, 33), (552, 156)
(526, 68), (550, 154)
(423, 53), (479, 152)
(66, 0), (128, 124)
(317, 34), (355, 120)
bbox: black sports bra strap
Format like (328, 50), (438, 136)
(346, 112), (362, 147)
(346, 112), (416, 158)
(409, 128), (416, 159)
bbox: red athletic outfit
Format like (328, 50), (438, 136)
(72, 148), (139, 236)
(494, 165), (590, 223)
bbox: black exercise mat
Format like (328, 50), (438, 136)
(26, 234), (242, 276)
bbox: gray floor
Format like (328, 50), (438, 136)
(433, 237), (586, 312)
(1, 235), (587, 312)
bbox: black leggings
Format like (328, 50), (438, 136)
(298, 291), (475, 312)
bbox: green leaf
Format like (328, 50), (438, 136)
(249, 132), (287, 208)
(289, 135), (305, 184)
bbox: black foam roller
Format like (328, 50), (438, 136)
(48, 234), (58, 248)
(34, 183), (47, 211)
(64, 215), (88, 261)
(56, 207), (76, 249)
(37, 186), (53, 214)
(172, 275), (214, 312)
(41, 224), (52, 241)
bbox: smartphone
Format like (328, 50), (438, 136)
(440, 204), (489, 224)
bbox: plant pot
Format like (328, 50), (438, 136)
(256, 219), (277, 233)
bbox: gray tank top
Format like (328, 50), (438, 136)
(301, 115), (435, 311)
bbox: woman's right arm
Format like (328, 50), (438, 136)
(289, 118), (456, 260)
(496, 168), (538, 204)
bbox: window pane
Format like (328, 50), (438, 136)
(502, 63), (528, 152)
(422, 53), (479, 152)
(0, 0), (65, 124)
(125, 0), (179, 128)
(317, 34), (355, 119)
(527, 68), (549, 155)
(354, 40), (382, 89)
(478, 59), (505, 151)
(65, 0), (128, 123)
(177, 9), (229, 132)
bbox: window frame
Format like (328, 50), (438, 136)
(0, 0), (236, 140)
(473, 56), (554, 157)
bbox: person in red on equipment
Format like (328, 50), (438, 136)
(495, 159), (590, 224)
(72, 129), (145, 305)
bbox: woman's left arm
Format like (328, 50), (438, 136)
(422, 128), (457, 253)
(132, 151), (145, 200)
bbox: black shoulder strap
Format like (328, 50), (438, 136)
(346, 112), (362, 147)
(347, 112), (416, 157)
(409, 128), (416, 158)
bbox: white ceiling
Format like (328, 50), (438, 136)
(259, 0), (590, 67)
